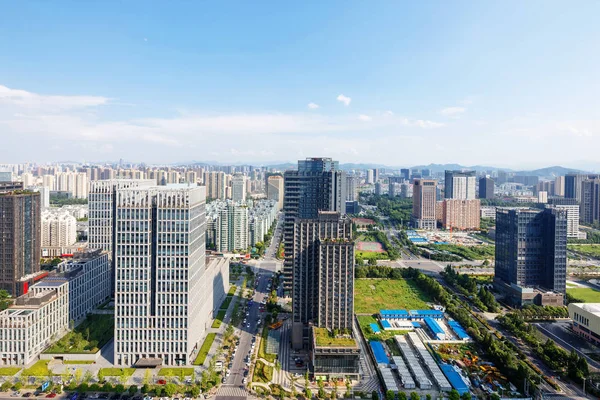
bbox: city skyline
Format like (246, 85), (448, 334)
(1, 2), (599, 167)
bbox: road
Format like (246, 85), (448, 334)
(534, 322), (600, 370)
(216, 265), (274, 399)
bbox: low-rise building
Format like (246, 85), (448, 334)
(569, 303), (600, 346)
(311, 327), (360, 379)
(0, 281), (69, 365)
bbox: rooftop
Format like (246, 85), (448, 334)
(313, 327), (357, 348)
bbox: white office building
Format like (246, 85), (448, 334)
(113, 184), (224, 366)
(0, 281), (69, 366)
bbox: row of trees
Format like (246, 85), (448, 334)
(497, 313), (589, 382)
(442, 266), (500, 312)
(361, 194), (413, 227)
(510, 304), (569, 320)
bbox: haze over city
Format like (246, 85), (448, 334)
(1, 2), (599, 168)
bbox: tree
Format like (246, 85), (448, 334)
(89, 384), (101, 392)
(318, 388), (326, 399)
(74, 368), (83, 384)
(371, 391), (379, 400)
(155, 387), (164, 397)
(448, 389), (460, 400)
(102, 383), (113, 392)
(410, 393), (420, 400)
(115, 384), (126, 394)
(129, 385), (138, 395)
(385, 390), (394, 400)
(397, 393), (407, 400)
(460, 393), (472, 400)
(83, 370), (93, 384)
(79, 383), (89, 393)
(164, 383), (177, 397)
(97, 369), (105, 383)
(0, 289), (10, 310)
(426, 395), (432, 400)
(13, 382), (23, 391)
(1, 382), (12, 392)
(190, 386), (201, 397)
(305, 388), (312, 399)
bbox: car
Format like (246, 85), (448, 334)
(99, 395), (109, 400)
(89, 394), (100, 399)
(242, 378), (247, 384)
(24, 393), (33, 398)
(111, 395), (121, 400)
(156, 379), (167, 385)
(243, 370), (249, 377)
(10, 392), (20, 397)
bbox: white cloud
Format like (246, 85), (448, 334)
(398, 117), (445, 129)
(0, 85), (109, 110)
(358, 114), (372, 122)
(440, 106), (466, 117)
(336, 94), (351, 106)
(307, 102), (320, 109)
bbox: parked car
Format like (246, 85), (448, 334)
(156, 380), (167, 385)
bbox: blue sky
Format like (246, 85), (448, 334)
(1, 1), (599, 168)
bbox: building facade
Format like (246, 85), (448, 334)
(0, 281), (69, 365)
(444, 170), (476, 200)
(412, 179), (437, 230)
(41, 209), (77, 248)
(113, 184), (208, 366)
(283, 158), (346, 295)
(267, 175), (284, 210)
(231, 175), (247, 203)
(0, 190), (41, 296)
(569, 303), (600, 346)
(439, 199), (481, 230)
(478, 177), (494, 199)
(494, 208), (567, 305)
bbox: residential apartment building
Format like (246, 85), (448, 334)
(231, 175), (247, 203)
(439, 199), (481, 230)
(41, 209), (77, 248)
(203, 171), (226, 200)
(206, 201), (250, 252)
(581, 179), (600, 225)
(412, 179), (437, 230)
(346, 175), (357, 202)
(494, 208), (567, 305)
(0, 189), (41, 296)
(267, 175), (284, 211)
(113, 184), (209, 366)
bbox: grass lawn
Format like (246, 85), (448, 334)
(568, 244), (600, 258)
(21, 360), (52, 377)
(354, 278), (431, 313)
(567, 287), (600, 303)
(211, 309), (226, 329)
(357, 315), (409, 341)
(158, 368), (194, 377)
(427, 244), (495, 260)
(258, 326), (277, 363)
(98, 368), (135, 377)
(45, 314), (114, 354)
(193, 333), (216, 366)
(0, 367), (21, 376)
(385, 338), (401, 356)
(313, 328), (356, 347)
(253, 360), (273, 384)
(63, 360), (94, 365)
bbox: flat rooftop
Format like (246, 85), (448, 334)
(313, 327), (357, 348)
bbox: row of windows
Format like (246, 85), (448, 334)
(573, 312), (590, 327)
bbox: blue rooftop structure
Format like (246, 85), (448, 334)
(409, 309), (444, 319)
(380, 320), (392, 329)
(369, 341), (389, 364)
(448, 320), (470, 340)
(409, 237), (427, 243)
(380, 309), (410, 319)
(369, 323), (381, 334)
(411, 321), (421, 328)
(439, 363), (469, 395)
(424, 317), (445, 340)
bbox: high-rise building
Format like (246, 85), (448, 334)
(203, 171), (226, 200)
(267, 175), (284, 210)
(565, 174), (584, 201)
(555, 176), (565, 197)
(291, 212), (354, 348)
(374, 182), (383, 195)
(231, 175), (247, 203)
(283, 158), (346, 295)
(388, 176), (403, 197)
(496, 170), (508, 185)
(494, 208), (567, 305)
(0, 189), (41, 296)
(478, 177), (494, 199)
(218, 203), (249, 252)
(421, 168), (431, 178)
(444, 170), (476, 200)
(581, 179), (600, 225)
(113, 184), (226, 366)
(372, 168), (379, 183)
(439, 199), (481, 230)
(88, 179), (155, 258)
(400, 169), (410, 181)
(366, 169), (374, 184)
(412, 179), (437, 230)
(345, 175), (357, 202)
(41, 209), (77, 248)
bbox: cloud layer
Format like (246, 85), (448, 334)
(336, 94), (351, 106)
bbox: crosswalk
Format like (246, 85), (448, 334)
(216, 384), (248, 399)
